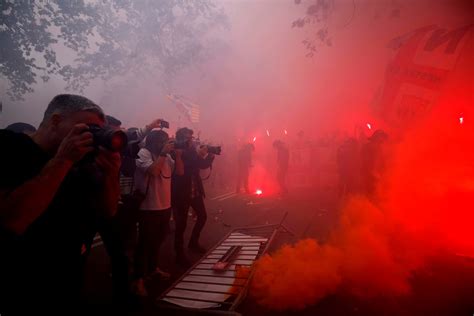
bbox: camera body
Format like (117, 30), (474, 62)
(159, 120), (169, 129)
(207, 145), (222, 155)
(171, 141), (221, 155)
(88, 124), (128, 152)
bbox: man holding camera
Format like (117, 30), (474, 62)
(172, 127), (215, 265)
(0, 94), (121, 313)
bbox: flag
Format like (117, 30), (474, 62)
(166, 94), (201, 123)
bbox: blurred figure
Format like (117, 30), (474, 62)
(5, 122), (36, 134)
(172, 127), (215, 265)
(0, 94), (120, 314)
(132, 130), (181, 296)
(273, 140), (290, 195)
(361, 130), (389, 198)
(236, 143), (254, 193)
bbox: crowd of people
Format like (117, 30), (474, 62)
(0, 94), (388, 314)
(0, 94), (217, 314)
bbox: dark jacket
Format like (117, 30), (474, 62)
(172, 147), (214, 203)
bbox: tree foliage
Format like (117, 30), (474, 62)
(292, 0), (402, 57)
(0, 0), (227, 100)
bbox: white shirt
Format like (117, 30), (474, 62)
(135, 148), (174, 211)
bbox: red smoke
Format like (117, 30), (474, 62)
(251, 239), (342, 310)
(250, 94), (474, 311)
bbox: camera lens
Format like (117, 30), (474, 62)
(109, 130), (128, 152)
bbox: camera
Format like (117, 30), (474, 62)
(159, 120), (169, 129)
(88, 124), (128, 152)
(207, 145), (222, 155)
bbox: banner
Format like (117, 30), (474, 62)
(377, 24), (473, 129)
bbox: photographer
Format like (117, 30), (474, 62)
(172, 127), (215, 265)
(132, 129), (183, 296)
(0, 94), (121, 313)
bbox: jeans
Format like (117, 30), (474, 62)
(173, 196), (207, 253)
(134, 209), (171, 278)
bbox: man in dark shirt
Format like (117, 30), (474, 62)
(172, 128), (214, 265)
(273, 140), (290, 195)
(0, 94), (120, 314)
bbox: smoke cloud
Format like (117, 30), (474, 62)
(250, 88), (474, 311)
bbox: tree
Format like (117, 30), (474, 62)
(292, 0), (402, 57)
(0, 0), (228, 100)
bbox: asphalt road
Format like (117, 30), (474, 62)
(82, 185), (474, 316)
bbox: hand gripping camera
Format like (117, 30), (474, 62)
(88, 124), (128, 152)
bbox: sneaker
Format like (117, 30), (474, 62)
(149, 267), (171, 280)
(131, 278), (148, 297)
(188, 243), (207, 254)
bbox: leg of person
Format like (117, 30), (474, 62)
(117, 203), (138, 274)
(243, 167), (250, 193)
(98, 216), (131, 301)
(173, 200), (191, 264)
(236, 167), (242, 193)
(277, 169), (288, 195)
(149, 208), (172, 279)
(277, 169), (284, 193)
(188, 196), (207, 253)
(138, 211), (161, 277)
(132, 212), (148, 296)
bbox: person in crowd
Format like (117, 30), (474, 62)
(273, 140), (290, 195)
(84, 114), (131, 304)
(0, 94), (121, 314)
(172, 127), (215, 265)
(236, 143), (254, 194)
(361, 129), (389, 198)
(118, 119), (169, 248)
(132, 129), (183, 296)
(5, 122), (37, 134)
